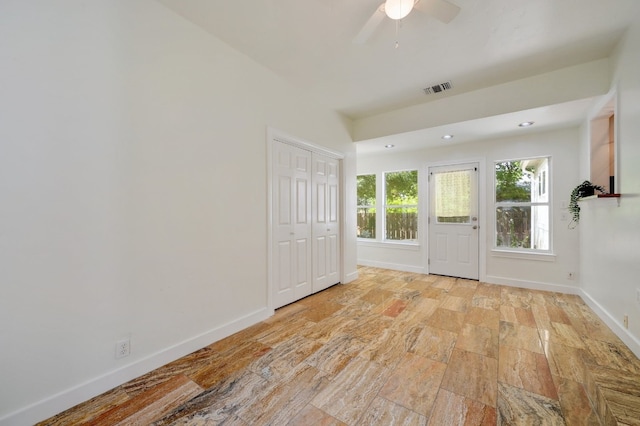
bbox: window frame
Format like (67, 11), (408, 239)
(493, 156), (552, 254)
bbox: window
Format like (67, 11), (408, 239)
(385, 170), (418, 241)
(357, 174), (376, 239)
(495, 158), (550, 251)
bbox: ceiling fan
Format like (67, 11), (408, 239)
(354, 0), (461, 44)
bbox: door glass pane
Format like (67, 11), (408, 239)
(435, 170), (471, 223)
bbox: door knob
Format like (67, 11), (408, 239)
(472, 217), (478, 221)
(472, 225), (478, 230)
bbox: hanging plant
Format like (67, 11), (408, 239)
(569, 180), (606, 228)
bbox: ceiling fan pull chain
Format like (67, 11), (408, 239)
(395, 19), (400, 48)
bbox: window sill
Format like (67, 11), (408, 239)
(357, 240), (420, 251)
(491, 249), (556, 262)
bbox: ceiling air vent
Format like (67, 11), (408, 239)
(423, 80), (453, 95)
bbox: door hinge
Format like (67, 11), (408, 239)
(428, 217), (431, 224)
(428, 259), (430, 265)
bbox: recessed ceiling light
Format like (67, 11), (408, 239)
(441, 134), (454, 140)
(518, 121), (535, 127)
(385, 144), (395, 148)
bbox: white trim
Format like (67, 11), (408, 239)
(357, 240), (420, 251)
(580, 289), (640, 358)
(484, 275), (580, 294)
(357, 259), (426, 274)
(0, 308), (272, 426)
(268, 127), (344, 160)
(490, 250), (557, 262)
(343, 270), (359, 283)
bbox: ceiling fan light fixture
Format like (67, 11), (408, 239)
(384, 0), (414, 20)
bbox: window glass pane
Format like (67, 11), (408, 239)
(386, 207), (417, 241)
(435, 170), (471, 223)
(386, 171), (418, 205)
(385, 170), (418, 241)
(495, 161), (532, 202)
(495, 205), (549, 250)
(357, 175), (376, 239)
(357, 207), (376, 239)
(357, 174), (376, 206)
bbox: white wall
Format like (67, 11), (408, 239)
(579, 14), (640, 357)
(0, 1), (356, 424)
(357, 127), (581, 292)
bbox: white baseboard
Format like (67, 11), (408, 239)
(579, 290), (640, 359)
(357, 259), (426, 274)
(343, 269), (359, 284)
(1, 307), (273, 426)
(484, 275), (581, 295)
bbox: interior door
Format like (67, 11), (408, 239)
(272, 142), (312, 308)
(428, 163), (479, 280)
(312, 153), (341, 292)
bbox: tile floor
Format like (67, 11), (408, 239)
(39, 267), (640, 425)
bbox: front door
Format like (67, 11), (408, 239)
(428, 163), (479, 280)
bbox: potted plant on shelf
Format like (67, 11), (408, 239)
(569, 180), (606, 228)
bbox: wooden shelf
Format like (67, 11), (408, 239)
(597, 193), (621, 198)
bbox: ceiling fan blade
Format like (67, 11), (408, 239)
(353, 3), (386, 44)
(416, 0), (460, 23)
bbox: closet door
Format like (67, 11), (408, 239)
(272, 142), (312, 308)
(312, 153), (341, 292)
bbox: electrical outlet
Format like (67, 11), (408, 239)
(115, 339), (130, 359)
(624, 315), (629, 329)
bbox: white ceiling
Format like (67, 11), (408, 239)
(156, 0), (640, 150)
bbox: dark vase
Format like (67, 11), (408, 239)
(581, 187), (595, 197)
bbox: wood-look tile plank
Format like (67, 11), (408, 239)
(382, 299), (408, 317)
(359, 326), (411, 369)
(311, 356), (391, 425)
(441, 349), (498, 407)
(305, 333), (368, 375)
(379, 353), (447, 416)
(464, 307), (500, 331)
(35, 387), (130, 426)
(553, 375), (600, 426)
(152, 370), (268, 425)
(91, 375), (203, 426)
(426, 308), (466, 334)
(427, 389), (496, 426)
(440, 295), (469, 313)
(287, 404), (347, 426)
(359, 397), (428, 425)
(409, 325), (458, 363)
(456, 323), (499, 359)
(497, 382), (565, 425)
(237, 364), (330, 425)
(249, 335), (323, 381)
(470, 295), (501, 310)
(189, 340), (271, 389)
(498, 346), (557, 400)
(499, 321), (544, 354)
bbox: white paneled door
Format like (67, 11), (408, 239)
(428, 163), (479, 280)
(272, 142), (312, 308)
(272, 141), (341, 308)
(312, 153), (340, 293)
